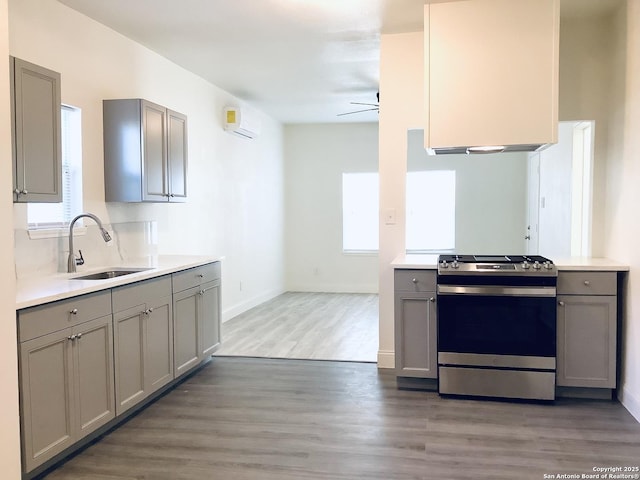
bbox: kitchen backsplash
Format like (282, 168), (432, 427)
(14, 221), (159, 279)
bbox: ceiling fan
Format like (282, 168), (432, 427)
(337, 92), (379, 117)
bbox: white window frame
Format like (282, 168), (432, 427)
(27, 104), (83, 238)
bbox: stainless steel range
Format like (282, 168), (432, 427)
(437, 255), (557, 401)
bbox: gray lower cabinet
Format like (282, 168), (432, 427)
(10, 56), (62, 203)
(103, 98), (187, 203)
(112, 276), (173, 415)
(18, 291), (115, 472)
(394, 270), (437, 378)
(556, 271), (617, 388)
(173, 263), (221, 377)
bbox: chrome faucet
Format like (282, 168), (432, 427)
(67, 213), (112, 273)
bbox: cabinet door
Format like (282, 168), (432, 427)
(173, 287), (200, 377)
(557, 295), (616, 388)
(394, 292), (437, 378)
(146, 296), (174, 393)
(199, 282), (221, 358)
(142, 100), (168, 202)
(167, 109), (187, 202)
(113, 305), (146, 415)
(73, 315), (115, 437)
(19, 330), (75, 472)
(11, 57), (62, 203)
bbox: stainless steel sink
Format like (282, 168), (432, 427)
(71, 268), (151, 280)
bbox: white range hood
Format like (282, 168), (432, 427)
(424, 0), (560, 155)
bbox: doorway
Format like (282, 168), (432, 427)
(526, 121), (595, 257)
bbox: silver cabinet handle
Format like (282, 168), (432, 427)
(143, 307), (154, 315)
(70, 308), (78, 315)
(14, 188), (20, 195)
(429, 297), (435, 302)
(67, 334), (77, 341)
(76, 333), (82, 340)
(584, 280), (590, 286)
(558, 301), (565, 306)
(198, 273), (205, 278)
(22, 189), (28, 194)
(412, 278), (418, 283)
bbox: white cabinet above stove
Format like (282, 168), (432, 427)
(424, 0), (560, 154)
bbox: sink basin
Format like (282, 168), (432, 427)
(72, 268), (151, 280)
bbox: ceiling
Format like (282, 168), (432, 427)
(57, 0), (621, 125)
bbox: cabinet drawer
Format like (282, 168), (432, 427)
(557, 272), (616, 295)
(395, 270), (436, 292)
(112, 275), (172, 312)
(18, 290), (112, 342)
(172, 262), (221, 293)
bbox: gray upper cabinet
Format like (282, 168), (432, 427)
(103, 99), (187, 203)
(10, 56), (62, 203)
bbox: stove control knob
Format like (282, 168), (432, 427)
(543, 261), (553, 270)
(452, 261), (460, 269)
(522, 261), (530, 270)
(440, 260), (448, 268)
(533, 261), (541, 270)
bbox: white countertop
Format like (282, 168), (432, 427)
(16, 255), (222, 310)
(391, 254), (629, 272)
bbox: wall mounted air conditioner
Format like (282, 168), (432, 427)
(223, 106), (261, 139)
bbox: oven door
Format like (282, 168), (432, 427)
(437, 283), (557, 358)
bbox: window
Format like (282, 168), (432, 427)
(28, 105), (83, 229)
(341, 170), (455, 253)
(406, 170), (455, 252)
(342, 172), (379, 251)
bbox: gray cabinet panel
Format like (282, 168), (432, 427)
(200, 281), (221, 358)
(173, 287), (200, 376)
(112, 275), (171, 313)
(103, 98), (187, 203)
(394, 270), (437, 379)
(142, 101), (167, 201)
(172, 262), (221, 293)
(557, 294), (616, 388)
(394, 292), (437, 378)
(557, 271), (616, 295)
(74, 315), (115, 435)
(113, 305), (146, 415)
(19, 290), (112, 342)
(19, 331), (75, 472)
(11, 57), (62, 203)
(167, 110), (187, 202)
(146, 297), (174, 392)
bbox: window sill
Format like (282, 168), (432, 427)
(28, 226), (86, 240)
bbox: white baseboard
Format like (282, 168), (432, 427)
(286, 283), (378, 294)
(377, 350), (395, 369)
(619, 384), (640, 423)
(222, 288), (285, 323)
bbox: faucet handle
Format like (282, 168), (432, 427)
(75, 250), (85, 266)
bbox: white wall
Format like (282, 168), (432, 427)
(378, 31), (425, 368)
(284, 123), (378, 293)
(0, 0), (22, 476)
(407, 131), (528, 254)
(604, 0), (640, 422)
(9, 0), (286, 321)
(537, 122), (574, 258)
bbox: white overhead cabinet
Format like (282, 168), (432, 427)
(103, 99), (188, 202)
(424, 0), (559, 153)
(10, 57), (62, 202)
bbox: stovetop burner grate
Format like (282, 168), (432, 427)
(439, 254), (553, 264)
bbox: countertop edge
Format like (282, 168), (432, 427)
(390, 255), (629, 272)
(16, 255), (223, 310)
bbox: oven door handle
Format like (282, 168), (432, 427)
(437, 285), (557, 297)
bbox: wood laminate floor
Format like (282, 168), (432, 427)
(214, 292), (378, 362)
(42, 357), (640, 480)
